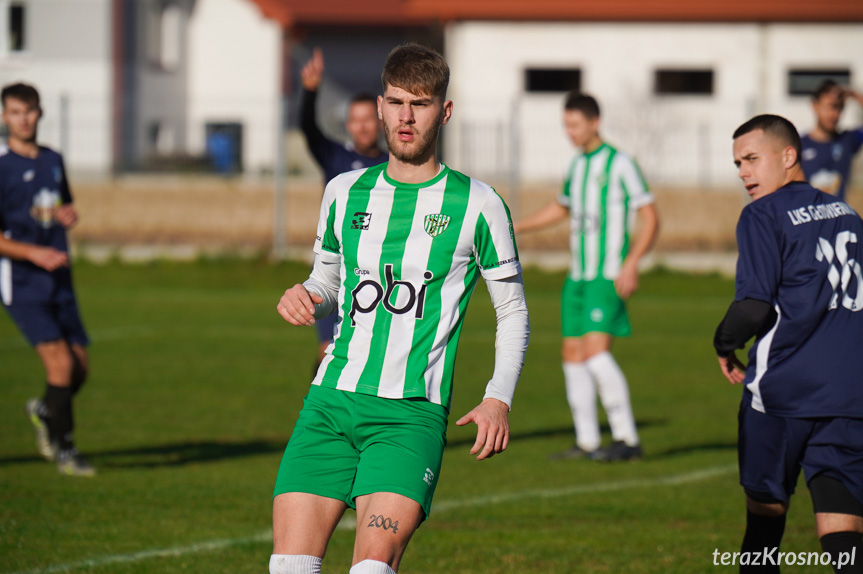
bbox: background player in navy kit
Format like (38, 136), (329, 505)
(801, 80), (863, 201)
(299, 48), (389, 365)
(715, 114), (863, 573)
(0, 83), (94, 477)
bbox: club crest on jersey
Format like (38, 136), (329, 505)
(424, 214), (451, 237)
(349, 264), (433, 326)
(351, 212), (371, 230)
(30, 188), (61, 229)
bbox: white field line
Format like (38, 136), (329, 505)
(6, 464), (736, 574)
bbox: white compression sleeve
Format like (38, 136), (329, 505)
(302, 254), (341, 319)
(483, 273), (530, 408)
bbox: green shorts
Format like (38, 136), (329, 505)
(561, 277), (631, 338)
(273, 385), (448, 520)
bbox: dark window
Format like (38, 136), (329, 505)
(9, 3), (25, 52)
(525, 68), (581, 93)
(788, 69), (851, 97)
(654, 69), (714, 95)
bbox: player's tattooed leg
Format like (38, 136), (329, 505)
(365, 514), (400, 534)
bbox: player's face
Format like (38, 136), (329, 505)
(563, 109), (599, 150)
(812, 88), (845, 134)
(733, 129), (796, 201)
(1, 97), (40, 143)
(346, 101), (380, 153)
(378, 85), (452, 164)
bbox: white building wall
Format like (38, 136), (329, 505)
(763, 25), (863, 130)
(0, 0), (112, 174)
(445, 22), (863, 187)
(187, 0), (281, 174)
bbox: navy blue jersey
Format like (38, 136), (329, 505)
(0, 144), (75, 305)
(801, 128), (863, 201)
(735, 181), (863, 417)
(300, 88), (388, 185)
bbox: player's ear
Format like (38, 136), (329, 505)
(440, 100), (453, 125)
(377, 95), (383, 120)
(782, 146), (798, 169)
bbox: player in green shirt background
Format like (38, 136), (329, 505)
(516, 92), (659, 462)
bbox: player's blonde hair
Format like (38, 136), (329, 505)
(381, 43), (449, 99)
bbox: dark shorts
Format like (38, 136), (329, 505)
(3, 299), (89, 347)
(314, 313), (337, 344)
(738, 392), (863, 506)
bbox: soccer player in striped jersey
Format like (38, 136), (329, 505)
(515, 92), (659, 462)
(269, 44), (529, 574)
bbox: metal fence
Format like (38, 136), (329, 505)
(16, 91), (863, 190)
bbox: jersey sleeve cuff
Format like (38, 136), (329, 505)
(313, 246), (341, 264)
(630, 194), (655, 210)
(482, 389), (513, 410)
(480, 261), (522, 280)
(735, 290), (772, 303)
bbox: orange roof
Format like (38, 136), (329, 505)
(249, 0), (863, 26)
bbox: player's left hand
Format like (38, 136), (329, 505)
(54, 204), (79, 229)
(718, 352), (747, 385)
(615, 260), (639, 300)
(456, 398), (510, 461)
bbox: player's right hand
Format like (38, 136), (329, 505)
(277, 284), (323, 326)
(717, 352), (746, 385)
(28, 246), (69, 271)
(300, 48), (324, 91)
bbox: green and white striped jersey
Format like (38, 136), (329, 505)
(558, 143), (654, 282)
(312, 163), (520, 409)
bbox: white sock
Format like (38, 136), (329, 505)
(269, 554), (322, 574)
(563, 361), (600, 451)
(349, 559), (397, 574)
(586, 352), (639, 446)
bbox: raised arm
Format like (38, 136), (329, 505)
(843, 86), (863, 109)
(456, 273), (529, 460)
(299, 48), (334, 167)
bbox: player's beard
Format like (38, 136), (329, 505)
(383, 113), (442, 164)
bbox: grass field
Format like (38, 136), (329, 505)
(0, 258), (823, 573)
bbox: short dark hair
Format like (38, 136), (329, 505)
(1, 82), (40, 109)
(349, 93), (377, 107)
(812, 79), (840, 101)
(563, 91), (600, 119)
(733, 114), (802, 165)
(381, 43), (449, 99)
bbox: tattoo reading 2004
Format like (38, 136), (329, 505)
(367, 514), (399, 534)
(712, 547), (856, 569)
